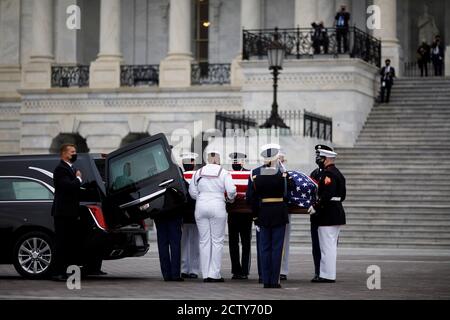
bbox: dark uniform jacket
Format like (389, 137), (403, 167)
(51, 160), (81, 217)
(309, 167), (323, 225)
(250, 167), (294, 228)
(313, 164), (346, 226)
(246, 165), (264, 224)
(182, 179), (196, 224)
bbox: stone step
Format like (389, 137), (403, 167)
(346, 190), (450, 197)
(355, 140), (450, 146)
(345, 196), (450, 203)
(338, 163), (450, 169)
(346, 185), (450, 191)
(290, 230), (450, 240)
(367, 114), (450, 119)
(291, 228), (450, 237)
(339, 159), (444, 165)
(290, 220), (450, 229)
(357, 133), (450, 139)
(287, 239), (450, 249)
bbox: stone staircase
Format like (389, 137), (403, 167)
(289, 77), (450, 249)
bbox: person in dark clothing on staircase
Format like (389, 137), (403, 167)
(379, 59), (396, 103)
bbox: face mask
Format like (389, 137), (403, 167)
(183, 163), (195, 171)
(315, 156), (325, 169)
(232, 163), (243, 171)
(69, 153), (78, 163)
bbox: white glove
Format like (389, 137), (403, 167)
(307, 206), (316, 215)
(255, 226), (260, 232)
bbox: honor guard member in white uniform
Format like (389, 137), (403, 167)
(180, 152), (200, 279)
(189, 150), (236, 282)
(252, 144), (294, 288)
(227, 152), (252, 280)
(278, 149), (290, 281)
(308, 148), (346, 283)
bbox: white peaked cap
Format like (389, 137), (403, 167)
(180, 152), (198, 160)
(318, 148), (338, 158)
(260, 143), (281, 161)
(206, 149), (221, 157)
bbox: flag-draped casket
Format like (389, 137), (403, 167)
(183, 170), (317, 214)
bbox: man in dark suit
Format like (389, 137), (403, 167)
(431, 35), (444, 76)
(51, 143), (83, 281)
(335, 4), (350, 54)
(379, 59), (396, 103)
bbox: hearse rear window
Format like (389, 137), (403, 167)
(109, 142), (170, 192)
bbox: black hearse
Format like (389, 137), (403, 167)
(0, 134), (187, 279)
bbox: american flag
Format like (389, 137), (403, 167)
(183, 170), (250, 200)
(183, 170), (317, 208)
(286, 171), (318, 208)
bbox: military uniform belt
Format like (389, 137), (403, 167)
(330, 197), (341, 201)
(261, 198), (284, 203)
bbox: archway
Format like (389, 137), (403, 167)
(120, 132), (151, 147)
(49, 133), (90, 154)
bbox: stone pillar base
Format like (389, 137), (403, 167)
(445, 46), (450, 77)
(381, 42), (402, 77)
(231, 55), (244, 87)
(0, 65), (21, 98)
(21, 61), (52, 89)
(89, 59), (121, 89)
(159, 55), (192, 88)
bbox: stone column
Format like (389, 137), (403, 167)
(373, 0), (402, 76)
(0, 0), (22, 96)
(159, 0), (193, 88)
(295, 0), (317, 28)
(21, 0), (54, 89)
(231, 0), (261, 86)
(445, 46), (450, 77)
(317, 0), (336, 28)
(89, 0), (123, 88)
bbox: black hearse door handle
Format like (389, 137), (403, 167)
(158, 179), (174, 187)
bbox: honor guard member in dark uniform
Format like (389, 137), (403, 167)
(309, 144), (334, 282)
(180, 152), (200, 279)
(227, 152), (252, 280)
(309, 148), (346, 283)
(251, 144), (294, 288)
(246, 148), (268, 284)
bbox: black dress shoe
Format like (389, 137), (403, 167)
(208, 277), (225, 282)
(189, 273), (198, 279)
(170, 277), (185, 282)
(263, 284), (271, 288)
(314, 277), (336, 283)
(280, 274), (287, 281)
(51, 274), (67, 282)
(272, 284), (282, 288)
(181, 273), (190, 278)
(232, 274), (248, 280)
(311, 275), (320, 282)
(258, 278), (263, 284)
(203, 278), (212, 282)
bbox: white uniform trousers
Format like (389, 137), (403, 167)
(181, 223), (200, 275)
(195, 199), (227, 279)
(318, 226), (341, 280)
(280, 215), (291, 275)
